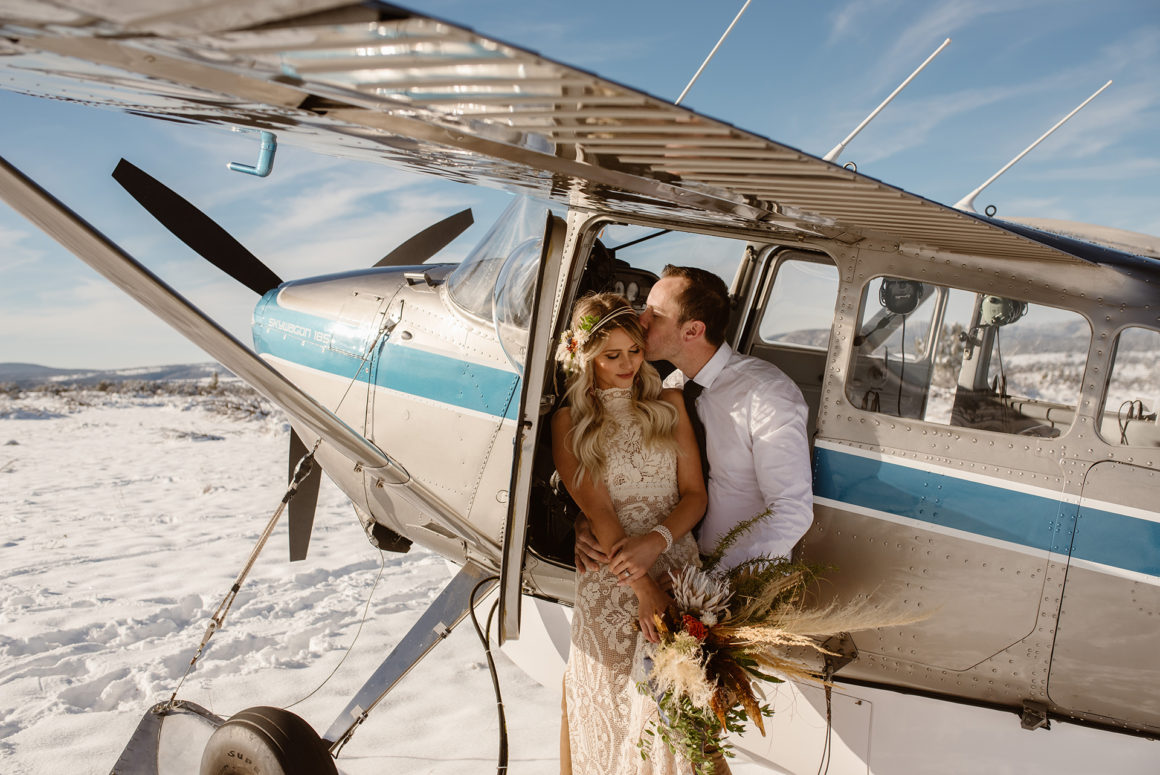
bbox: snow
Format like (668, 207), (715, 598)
(0, 387), (777, 774)
(0, 388), (564, 774)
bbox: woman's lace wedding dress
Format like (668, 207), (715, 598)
(563, 387), (699, 774)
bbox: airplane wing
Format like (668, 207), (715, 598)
(0, 0), (1122, 269)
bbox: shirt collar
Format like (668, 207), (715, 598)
(685, 343), (732, 390)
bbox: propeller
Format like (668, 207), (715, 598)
(110, 160), (469, 560)
(288, 430), (322, 562)
(374, 207), (473, 267)
(112, 159), (283, 295)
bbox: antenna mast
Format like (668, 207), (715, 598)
(824, 38), (951, 163)
(675, 0), (752, 106)
(954, 80), (1112, 213)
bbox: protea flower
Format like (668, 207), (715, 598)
(669, 566), (732, 623)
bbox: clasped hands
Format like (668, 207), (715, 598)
(574, 515), (674, 643)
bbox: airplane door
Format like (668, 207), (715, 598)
(1047, 460), (1160, 729)
(498, 212), (568, 642)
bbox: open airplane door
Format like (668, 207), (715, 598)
(497, 212), (569, 643)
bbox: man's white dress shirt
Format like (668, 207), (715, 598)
(665, 344), (813, 567)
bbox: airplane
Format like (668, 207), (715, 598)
(0, 2), (1157, 773)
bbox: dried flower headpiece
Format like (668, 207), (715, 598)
(554, 305), (636, 374)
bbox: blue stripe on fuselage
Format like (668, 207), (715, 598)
(813, 445), (1160, 577)
(1071, 507), (1160, 577)
(253, 300), (521, 420)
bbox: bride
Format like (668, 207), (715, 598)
(552, 292), (706, 774)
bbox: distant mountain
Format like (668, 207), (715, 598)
(0, 362), (234, 387)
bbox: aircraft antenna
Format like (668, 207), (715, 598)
(824, 38), (951, 163)
(954, 80), (1112, 213)
(675, 0), (752, 105)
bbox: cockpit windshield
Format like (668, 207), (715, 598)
(447, 196), (558, 372)
(447, 196), (548, 322)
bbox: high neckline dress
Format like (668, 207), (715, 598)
(563, 387), (700, 774)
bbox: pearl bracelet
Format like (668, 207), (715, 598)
(651, 524), (673, 552)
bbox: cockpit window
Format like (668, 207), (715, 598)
(597, 224), (747, 286)
(493, 231), (550, 372)
(847, 277), (1090, 437)
(447, 196), (549, 321)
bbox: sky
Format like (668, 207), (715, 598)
(0, 0), (1157, 369)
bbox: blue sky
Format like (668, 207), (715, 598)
(1, 0), (1157, 368)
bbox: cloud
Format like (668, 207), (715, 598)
(0, 222), (44, 271)
(833, 43), (1156, 168)
(1023, 157), (1160, 182)
(1030, 91), (1159, 161)
(240, 176), (488, 278)
(875, 1), (1048, 83)
(0, 276), (205, 368)
(829, 0), (1061, 90)
(1001, 194), (1075, 220)
(845, 81), (1028, 163)
(1097, 26), (1160, 74)
(1003, 192), (1160, 238)
(828, 0), (900, 45)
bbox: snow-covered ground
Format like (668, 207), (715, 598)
(0, 387), (564, 774)
(0, 386), (779, 774)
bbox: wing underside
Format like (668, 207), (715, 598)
(0, 0), (1107, 267)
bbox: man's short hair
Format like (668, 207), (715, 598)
(661, 265), (729, 346)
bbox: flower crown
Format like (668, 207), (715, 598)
(555, 305), (636, 374)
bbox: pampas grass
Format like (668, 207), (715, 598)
(639, 508), (927, 773)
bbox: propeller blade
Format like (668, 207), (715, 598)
(112, 159), (283, 296)
(288, 429), (322, 562)
(374, 208), (473, 267)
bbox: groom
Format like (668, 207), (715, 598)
(575, 264), (813, 571)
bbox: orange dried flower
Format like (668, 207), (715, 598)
(682, 614), (708, 641)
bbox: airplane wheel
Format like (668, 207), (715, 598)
(200, 706), (338, 775)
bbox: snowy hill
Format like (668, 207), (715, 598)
(0, 362), (232, 387)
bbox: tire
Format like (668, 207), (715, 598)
(199, 706), (338, 775)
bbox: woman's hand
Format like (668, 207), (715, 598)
(610, 532), (665, 586)
(632, 577), (674, 644)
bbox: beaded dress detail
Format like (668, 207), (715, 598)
(564, 387), (699, 774)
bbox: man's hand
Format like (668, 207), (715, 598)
(573, 515), (609, 573)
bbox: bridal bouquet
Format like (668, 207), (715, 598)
(638, 511), (903, 774)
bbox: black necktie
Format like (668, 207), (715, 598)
(683, 380), (709, 483)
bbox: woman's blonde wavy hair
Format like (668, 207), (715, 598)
(557, 292), (678, 486)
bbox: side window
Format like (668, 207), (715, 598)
(846, 277), (945, 419)
(1099, 327), (1160, 447)
(847, 277), (1091, 437)
(750, 252), (839, 440)
(758, 255), (839, 349)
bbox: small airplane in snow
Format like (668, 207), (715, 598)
(0, 2), (1157, 773)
